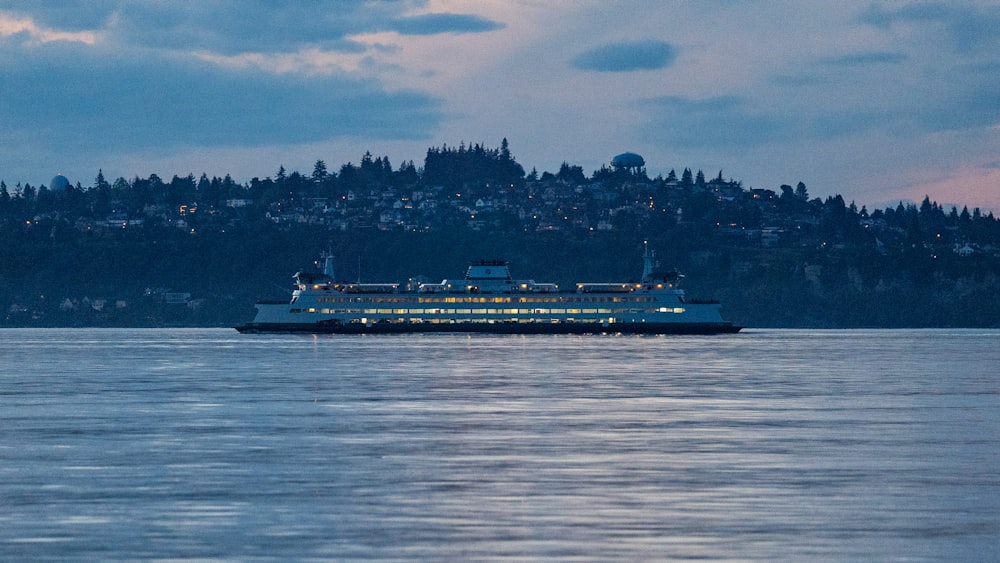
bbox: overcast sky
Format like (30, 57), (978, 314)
(2, 1), (998, 211)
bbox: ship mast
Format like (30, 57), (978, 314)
(323, 252), (335, 279)
(641, 240), (656, 283)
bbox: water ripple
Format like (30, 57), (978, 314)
(1, 328), (998, 560)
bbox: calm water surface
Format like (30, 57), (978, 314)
(1, 328), (998, 561)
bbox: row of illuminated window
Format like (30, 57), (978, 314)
(353, 318), (607, 325)
(291, 307), (686, 315)
(314, 296), (663, 304)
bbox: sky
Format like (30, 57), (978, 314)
(2, 0), (999, 212)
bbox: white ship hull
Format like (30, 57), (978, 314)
(236, 247), (742, 335)
(238, 295), (740, 334)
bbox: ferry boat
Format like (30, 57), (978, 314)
(235, 244), (741, 335)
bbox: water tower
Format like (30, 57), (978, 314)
(611, 152), (645, 173)
(50, 174), (70, 192)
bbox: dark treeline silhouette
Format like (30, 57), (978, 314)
(1, 139), (999, 328)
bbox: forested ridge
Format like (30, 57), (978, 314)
(2, 140), (999, 328)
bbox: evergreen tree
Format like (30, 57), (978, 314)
(960, 206), (971, 223)
(167, 174), (195, 207)
(222, 174), (239, 200)
(94, 169), (110, 192)
(422, 141), (525, 189)
(394, 160), (419, 185)
(91, 170), (112, 217)
(338, 162), (360, 192)
(680, 168), (693, 189)
(556, 162), (586, 185)
(779, 184), (795, 202)
(197, 173), (219, 206)
(312, 160), (328, 184)
(919, 195), (934, 216)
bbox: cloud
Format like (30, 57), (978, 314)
(2, 2), (504, 56)
(0, 2), (119, 31)
(638, 94), (925, 151)
(0, 40), (441, 151)
(388, 13), (504, 36)
(0, 2), (509, 157)
(818, 52), (907, 66)
(112, 3), (390, 55)
(572, 40), (676, 72)
(0, 10), (99, 44)
(639, 96), (791, 148)
(759, 40), (1000, 143)
(911, 86), (1000, 132)
(769, 51), (907, 88)
(859, 2), (1000, 54)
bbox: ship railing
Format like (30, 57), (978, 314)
(525, 283), (559, 293)
(576, 282), (639, 293)
(418, 283), (450, 293)
(417, 281), (451, 293)
(335, 283), (400, 294)
(295, 271), (332, 285)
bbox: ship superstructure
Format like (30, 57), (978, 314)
(236, 244), (741, 334)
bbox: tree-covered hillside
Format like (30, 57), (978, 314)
(2, 140), (998, 328)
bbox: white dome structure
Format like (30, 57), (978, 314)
(50, 174), (70, 191)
